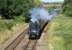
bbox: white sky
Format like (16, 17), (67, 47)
(41, 0), (64, 2)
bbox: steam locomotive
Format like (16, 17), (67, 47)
(28, 8), (60, 40)
(28, 18), (49, 40)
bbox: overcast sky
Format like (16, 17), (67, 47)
(41, 0), (64, 2)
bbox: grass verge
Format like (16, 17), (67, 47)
(0, 16), (27, 44)
(47, 14), (72, 50)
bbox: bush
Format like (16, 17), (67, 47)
(0, 20), (14, 31)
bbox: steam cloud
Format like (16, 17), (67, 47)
(30, 8), (59, 22)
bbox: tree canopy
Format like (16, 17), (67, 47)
(0, 0), (34, 21)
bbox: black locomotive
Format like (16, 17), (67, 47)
(28, 18), (48, 40)
(28, 8), (60, 40)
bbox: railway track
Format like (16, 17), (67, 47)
(3, 22), (48, 50)
(2, 27), (38, 50)
(14, 34), (38, 50)
(4, 28), (28, 50)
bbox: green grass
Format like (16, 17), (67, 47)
(0, 16), (26, 44)
(48, 14), (72, 50)
(0, 15), (25, 32)
(0, 20), (13, 31)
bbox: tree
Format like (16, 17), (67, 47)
(0, 0), (34, 20)
(63, 0), (72, 16)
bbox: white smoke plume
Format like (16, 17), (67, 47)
(30, 7), (60, 22)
